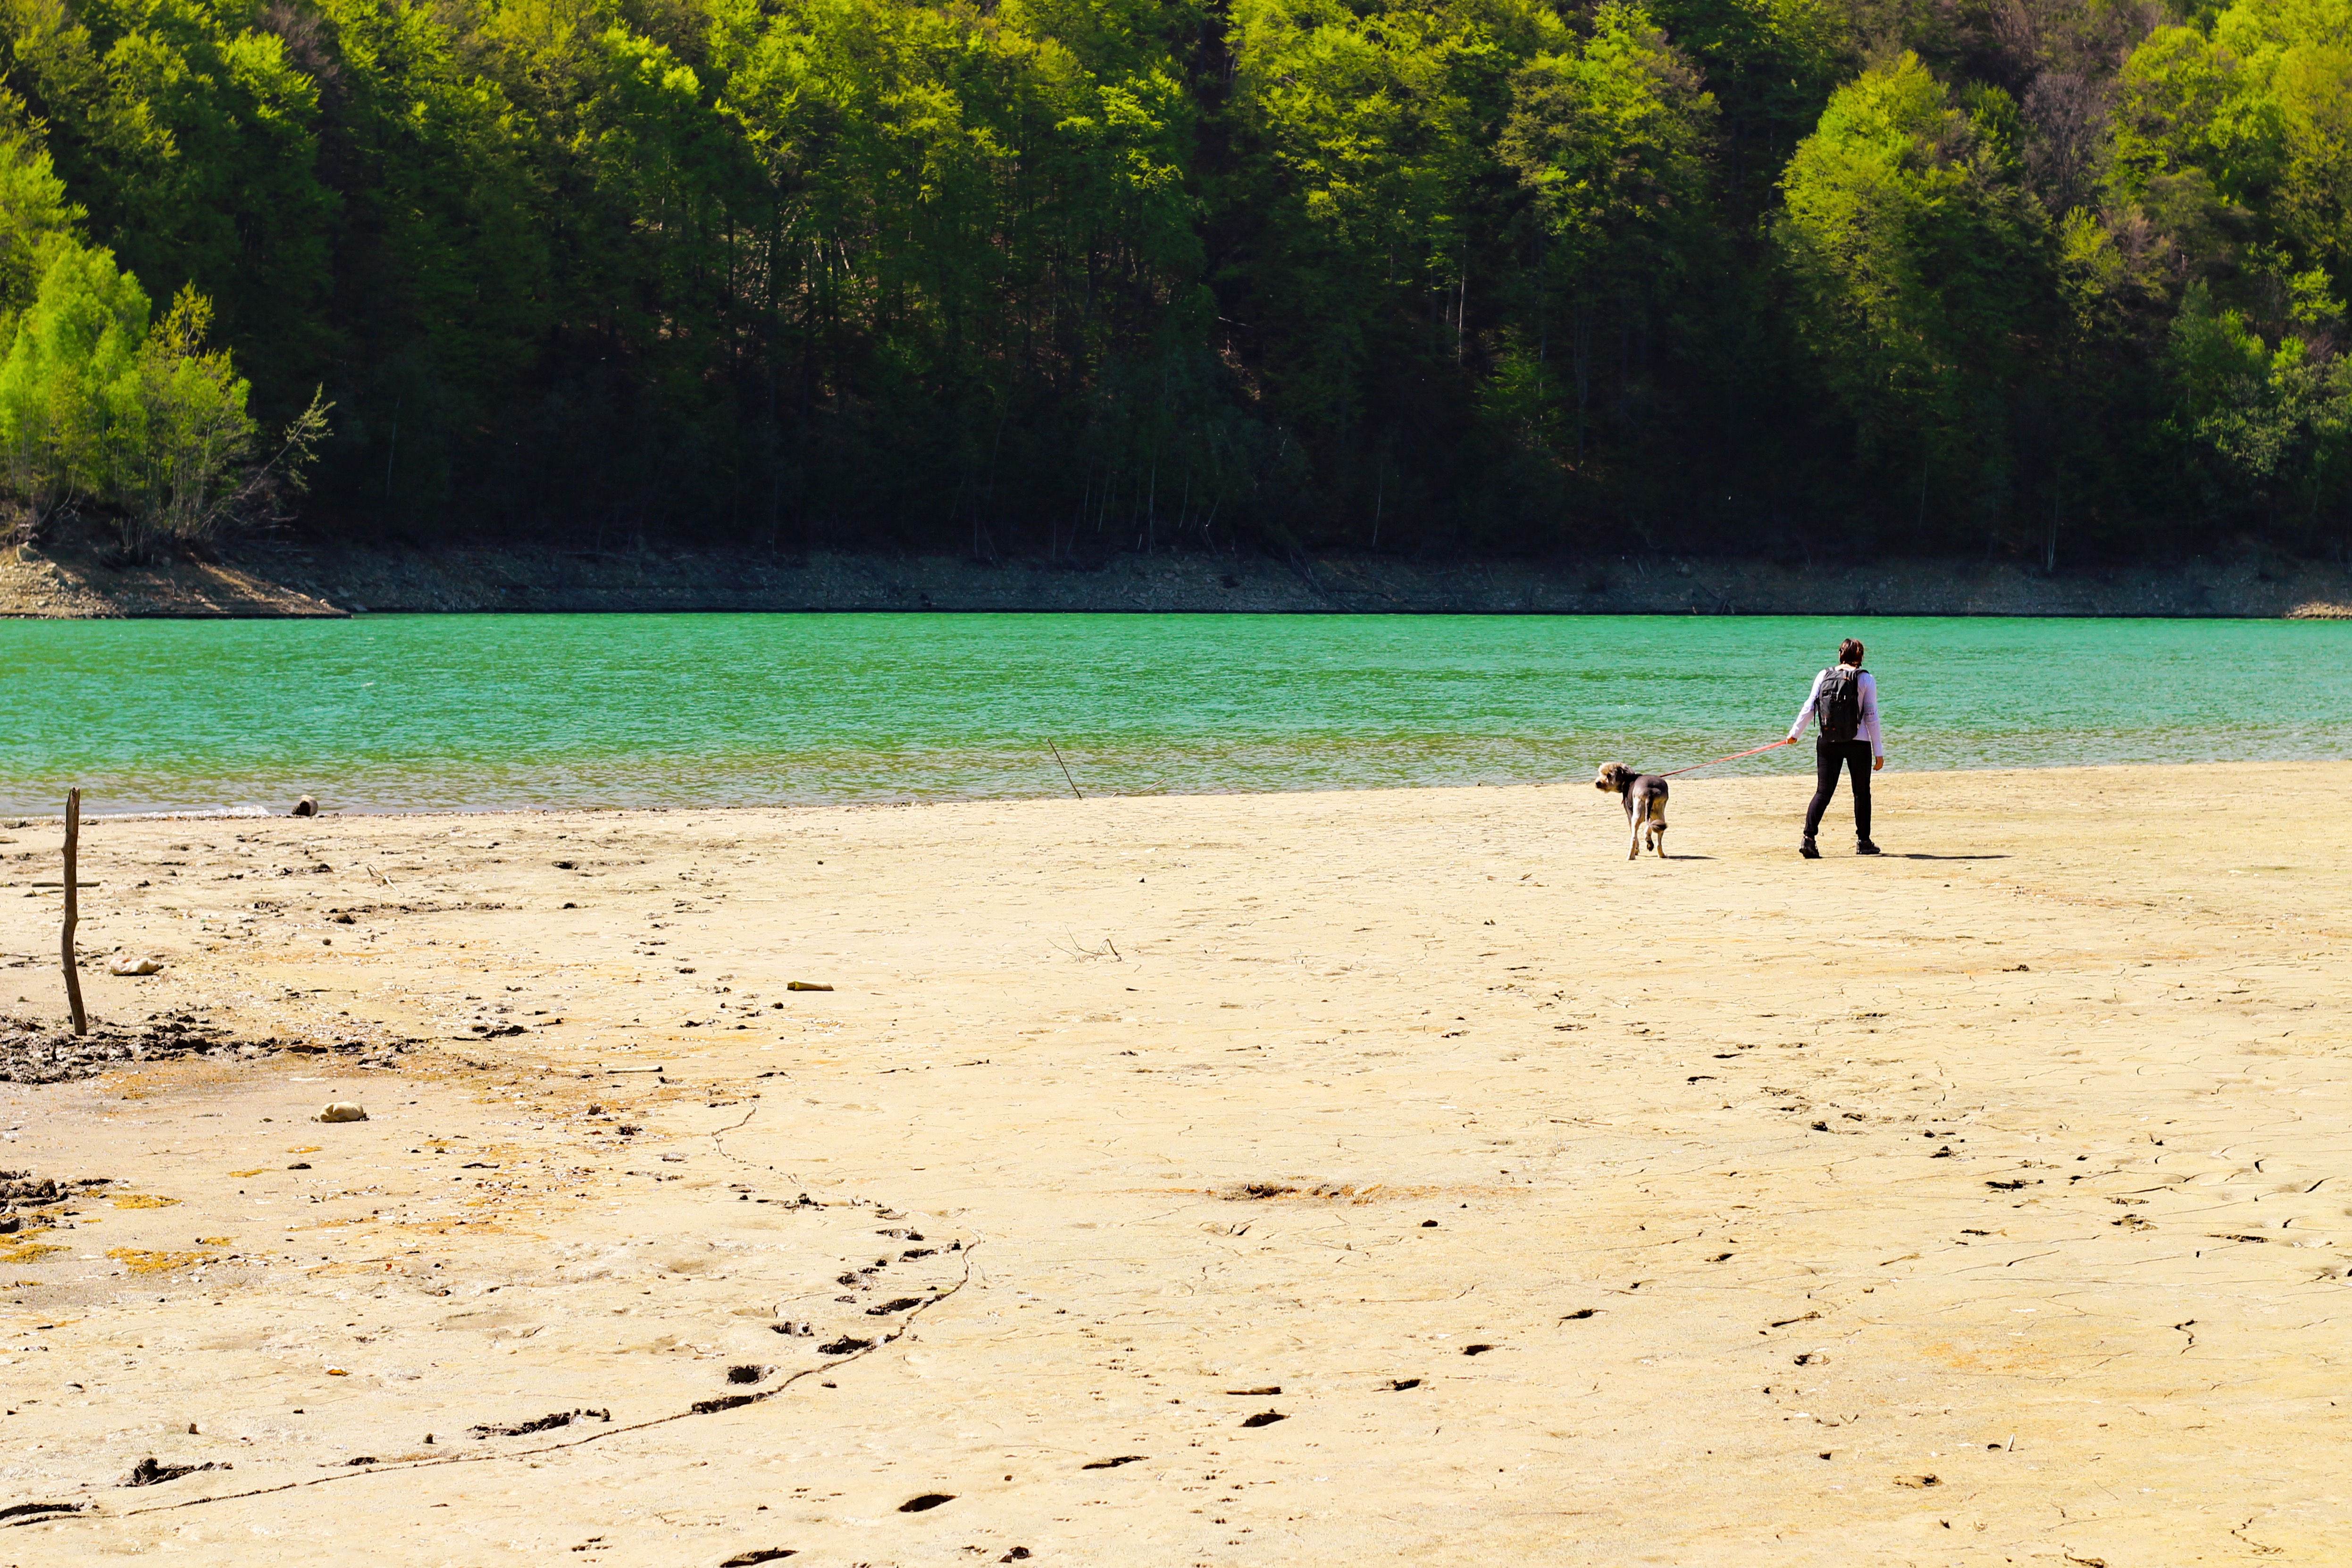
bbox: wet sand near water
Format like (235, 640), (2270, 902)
(1, 763), (2346, 1565)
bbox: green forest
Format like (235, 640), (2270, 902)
(2, 0), (2350, 562)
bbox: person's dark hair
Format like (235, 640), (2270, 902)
(1838, 638), (1865, 667)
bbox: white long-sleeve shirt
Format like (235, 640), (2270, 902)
(1789, 668), (1883, 758)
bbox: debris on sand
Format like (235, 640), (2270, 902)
(467, 1409), (610, 1439)
(1, 1015), (224, 1083)
(290, 796), (318, 817)
(118, 1457), (229, 1487)
(106, 956), (164, 976)
(109, 1248), (219, 1274)
(3, 1170), (111, 1216)
(0, 1018), (413, 1085)
(316, 1103), (368, 1123)
(0, 1169), (97, 1263)
(1220, 1180), (1381, 1202)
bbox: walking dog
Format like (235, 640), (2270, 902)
(1594, 763), (1670, 859)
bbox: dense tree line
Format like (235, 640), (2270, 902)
(2, 0), (2349, 562)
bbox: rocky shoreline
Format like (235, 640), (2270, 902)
(5, 533), (2351, 618)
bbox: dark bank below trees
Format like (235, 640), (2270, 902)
(2, 0), (2352, 565)
(6, 528), (2351, 616)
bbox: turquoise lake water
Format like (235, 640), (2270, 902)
(0, 614), (2345, 815)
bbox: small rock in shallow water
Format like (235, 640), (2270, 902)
(316, 1103), (368, 1123)
(289, 796), (318, 817)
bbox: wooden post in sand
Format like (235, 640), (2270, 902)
(61, 787), (86, 1036)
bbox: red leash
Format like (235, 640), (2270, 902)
(1657, 738), (1798, 777)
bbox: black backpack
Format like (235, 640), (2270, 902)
(1819, 666), (1864, 743)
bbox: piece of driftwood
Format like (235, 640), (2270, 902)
(61, 788), (86, 1036)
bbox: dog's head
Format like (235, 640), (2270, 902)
(1594, 763), (1635, 794)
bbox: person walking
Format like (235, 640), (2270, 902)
(1788, 637), (1883, 858)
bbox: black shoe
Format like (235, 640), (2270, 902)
(1856, 839), (1881, 855)
(1800, 839), (1821, 859)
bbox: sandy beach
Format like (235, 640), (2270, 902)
(1, 762), (2346, 1565)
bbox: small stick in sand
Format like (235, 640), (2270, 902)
(1048, 739), (1084, 800)
(61, 787), (86, 1036)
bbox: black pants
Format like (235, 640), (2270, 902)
(1804, 739), (1874, 841)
